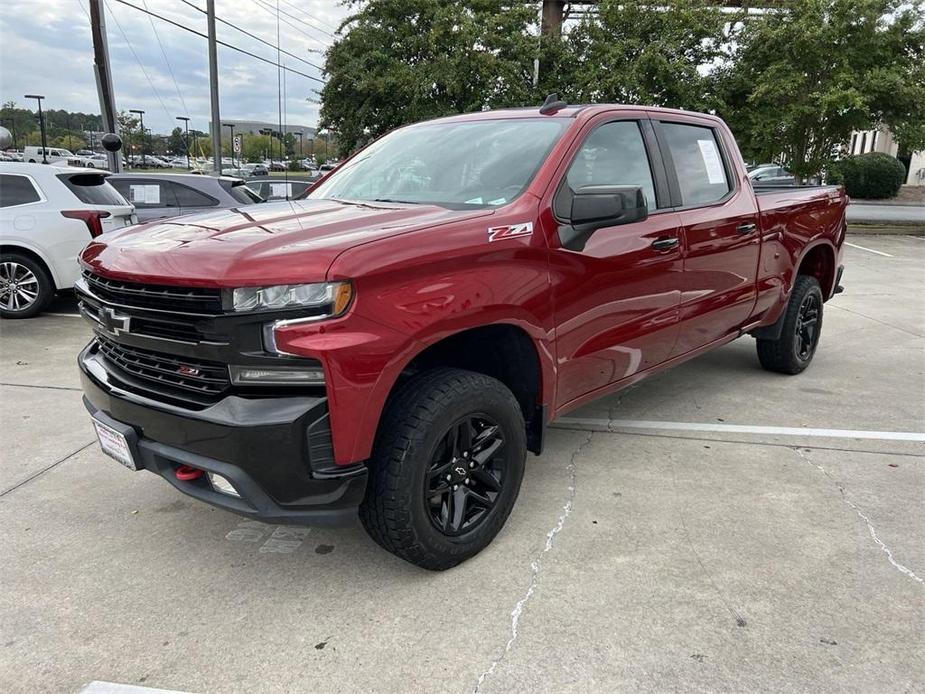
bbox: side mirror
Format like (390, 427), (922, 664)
(560, 185), (647, 251)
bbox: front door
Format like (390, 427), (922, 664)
(549, 117), (684, 409)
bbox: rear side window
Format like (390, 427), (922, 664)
(660, 123), (731, 206)
(224, 181), (262, 204)
(111, 179), (177, 208)
(0, 174), (41, 207)
(58, 173), (128, 206)
(172, 183), (218, 208)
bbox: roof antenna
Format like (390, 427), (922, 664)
(539, 93), (567, 115)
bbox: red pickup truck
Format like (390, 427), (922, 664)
(78, 100), (846, 570)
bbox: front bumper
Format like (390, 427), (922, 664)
(79, 342), (367, 526)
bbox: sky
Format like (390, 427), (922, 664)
(0, 0), (352, 134)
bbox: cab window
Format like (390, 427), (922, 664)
(554, 120), (656, 219)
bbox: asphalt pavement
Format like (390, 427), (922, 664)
(1, 236), (923, 693)
(847, 202), (925, 226)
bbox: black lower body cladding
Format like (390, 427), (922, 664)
(79, 342), (367, 526)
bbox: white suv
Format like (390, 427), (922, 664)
(0, 163), (136, 318)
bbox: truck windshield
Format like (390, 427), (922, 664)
(308, 118), (568, 209)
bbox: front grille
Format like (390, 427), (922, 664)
(96, 335), (230, 397)
(82, 270), (223, 315)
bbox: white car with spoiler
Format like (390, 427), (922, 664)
(0, 163), (136, 318)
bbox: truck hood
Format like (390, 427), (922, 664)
(81, 199), (493, 287)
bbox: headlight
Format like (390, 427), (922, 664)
(230, 281), (353, 315)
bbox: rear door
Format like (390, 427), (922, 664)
(652, 116), (760, 357)
(548, 116), (684, 408)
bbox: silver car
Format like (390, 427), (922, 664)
(108, 173), (264, 223)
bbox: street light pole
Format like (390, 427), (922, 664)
(129, 109), (145, 168)
(177, 116), (190, 170)
(24, 95), (47, 163)
(222, 123), (235, 168)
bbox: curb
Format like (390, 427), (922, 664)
(848, 223), (924, 235)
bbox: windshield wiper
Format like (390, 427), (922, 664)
(372, 198), (422, 205)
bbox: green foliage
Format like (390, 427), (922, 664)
(716, 0), (925, 180)
(546, 0), (726, 110)
(318, 0), (539, 154)
(829, 152), (907, 198)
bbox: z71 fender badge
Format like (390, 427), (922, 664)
(488, 222), (533, 243)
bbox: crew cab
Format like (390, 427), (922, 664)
(77, 100), (846, 570)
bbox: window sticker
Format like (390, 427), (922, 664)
(129, 184), (161, 204)
(270, 183), (291, 198)
(697, 139), (726, 185)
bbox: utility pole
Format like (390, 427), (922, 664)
(130, 109), (145, 168)
(541, 0), (566, 36)
(206, 0), (222, 174)
(24, 95), (47, 163)
(295, 131), (303, 161)
(89, 0), (121, 172)
(177, 116), (190, 169)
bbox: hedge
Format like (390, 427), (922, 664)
(829, 152), (907, 199)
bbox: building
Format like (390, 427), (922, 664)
(209, 119), (315, 138)
(847, 126), (925, 186)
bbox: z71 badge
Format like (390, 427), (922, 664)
(487, 222), (533, 243)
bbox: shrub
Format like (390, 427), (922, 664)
(830, 152), (906, 199)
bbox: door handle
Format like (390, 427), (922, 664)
(651, 236), (679, 251)
(736, 222), (757, 234)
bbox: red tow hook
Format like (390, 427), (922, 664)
(176, 465), (204, 481)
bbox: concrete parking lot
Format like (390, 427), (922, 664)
(1, 235), (923, 694)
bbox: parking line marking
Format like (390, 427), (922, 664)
(81, 682), (196, 694)
(845, 242), (894, 257)
(45, 312), (83, 318)
(553, 417), (925, 442)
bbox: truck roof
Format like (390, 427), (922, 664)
(421, 103), (724, 127)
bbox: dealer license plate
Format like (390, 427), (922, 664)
(92, 418), (138, 471)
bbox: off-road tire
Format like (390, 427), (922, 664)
(0, 252), (55, 319)
(757, 275), (824, 374)
(359, 368), (526, 570)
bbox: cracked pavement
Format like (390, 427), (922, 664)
(1, 235), (923, 693)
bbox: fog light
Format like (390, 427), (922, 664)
(229, 365), (325, 386)
(207, 472), (240, 497)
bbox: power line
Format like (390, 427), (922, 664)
(179, 0), (324, 72)
(252, 0), (331, 46)
(276, 0), (338, 37)
(141, 0), (190, 117)
(105, 0), (174, 122)
(109, 0), (325, 83)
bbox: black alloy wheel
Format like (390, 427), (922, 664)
(425, 414), (506, 536)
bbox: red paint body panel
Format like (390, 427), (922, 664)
(80, 105), (847, 466)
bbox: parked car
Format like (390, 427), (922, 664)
(82, 154), (110, 170)
(77, 100), (847, 569)
(242, 162), (269, 176)
(108, 173), (263, 222)
(23, 146), (82, 166)
(246, 178), (311, 200)
(1, 163), (135, 318)
(748, 164), (795, 186)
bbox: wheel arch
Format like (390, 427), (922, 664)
(0, 244), (58, 289)
(374, 321), (552, 457)
(794, 240), (837, 300)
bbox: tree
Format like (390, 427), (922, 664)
(715, 0), (925, 179)
(545, 0), (727, 111)
(318, 0), (539, 154)
(168, 127), (187, 156)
